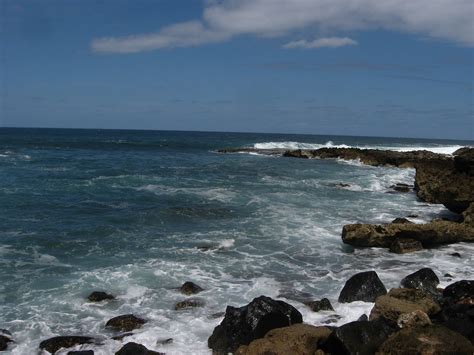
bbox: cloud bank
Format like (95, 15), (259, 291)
(283, 37), (358, 49)
(92, 0), (474, 53)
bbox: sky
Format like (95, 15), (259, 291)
(1, 0), (473, 140)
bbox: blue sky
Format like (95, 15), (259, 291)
(1, 0), (473, 139)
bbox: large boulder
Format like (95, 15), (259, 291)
(207, 296), (303, 354)
(400, 268), (440, 297)
(235, 324), (331, 355)
(443, 280), (474, 304)
(39, 336), (95, 354)
(338, 271), (387, 303)
(105, 314), (146, 332)
(377, 325), (474, 354)
(369, 288), (441, 324)
(115, 342), (163, 355)
(342, 220), (474, 248)
(321, 319), (396, 355)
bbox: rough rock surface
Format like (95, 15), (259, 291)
(87, 291), (115, 302)
(389, 238), (423, 254)
(39, 336), (95, 354)
(105, 314), (146, 332)
(115, 342), (163, 355)
(235, 324), (331, 355)
(433, 303), (474, 342)
(338, 271), (387, 303)
(369, 288), (441, 324)
(442, 280), (474, 304)
(396, 310), (432, 328)
(342, 220), (474, 248)
(208, 296), (303, 354)
(179, 281), (203, 295)
(378, 325), (474, 354)
(400, 268), (440, 296)
(304, 298), (334, 312)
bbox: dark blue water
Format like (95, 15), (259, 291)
(0, 128), (472, 354)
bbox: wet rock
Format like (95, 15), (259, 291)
(111, 333), (134, 341)
(0, 335), (13, 351)
(389, 238), (423, 254)
(68, 351), (94, 355)
(179, 281), (203, 295)
(87, 291), (115, 302)
(433, 303), (474, 342)
(209, 311), (225, 319)
(369, 288), (441, 325)
(235, 324), (331, 355)
(338, 271), (387, 303)
(208, 295), (303, 354)
(174, 298), (205, 310)
(397, 310), (432, 328)
(407, 214), (419, 218)
(450, 252), (461, 257)
(358, 314), (368, 322)
(156, 338), (173, 345)
(444, 273), (453, 278)
(400, 268), (440, 296)
(321, 319), (396, 355)
(304, 298), (334, 312)
(342, 220), (474, 248)
(115, 342), (163, 355)
(443, 280), (474, 304)
(378, 324), (474, 354)
(39, 336), (95, 354)
(106, 314), (146, 332)
(389, 184), (412, 193)
(391, 218), (413, 224)
(331, 183), (351, 188)
(321, 315), (343, 324)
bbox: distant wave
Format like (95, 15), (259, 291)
(253, 141), (467, 155)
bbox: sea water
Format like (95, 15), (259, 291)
(0, 128), (473, 354)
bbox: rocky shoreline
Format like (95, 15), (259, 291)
(2, 146), (473, 354)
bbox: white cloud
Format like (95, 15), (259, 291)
(92, 0), (474, 53)
(283, 37), (358, 49)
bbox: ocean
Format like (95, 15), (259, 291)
(1, 128), (473, 354)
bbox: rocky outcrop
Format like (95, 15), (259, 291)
(87, 291), (115, 302)
(304, 298), (334, 312)
(208, 296), (303, 354)
(235, 324), (331, 355)
(179, 281), (203, 295)
(377, 325), (474, 354)
(115, 342), (163, 355)
(105, 314), (146, 332)
(338, 271), (387, 303)
(39, 336), (95, 354)
(369, 288), (441, 324)
(342, 220), (474, 248)
(400, 268), (440, 297)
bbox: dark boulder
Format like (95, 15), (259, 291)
(0, 335), (12, 351)
(115, 342), (163, 355)
(304, 298), (334, 312)
(389, 238), (423, 254)
(39, 336), (95, 354)
(321, 319), (396, 355)
(378, 324), (474, 354)
(174, 298), (205, 310)
(106, 314), (146, 332)
(208, 296), (303, 354)
(179, 281), (203, 295)
(443, 280), (474, 304)
(338, 271), (387, 303)
(391, 218), (413, 224)
(433, 303), (474, 342)
(463, 203), (474, 225)
(87, 291), (115, 302)
(400, 268), (440, 296)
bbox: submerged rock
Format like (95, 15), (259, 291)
(378, 325), (474, 354)
(115, 342), (163, 355)
(39, 336), (95, 354)
(338, 271), (387, 303)
(389, 238), (423, 254)
(179, 281), (203, 295)
(304, 298), (334, 312)
(401, 268), (440, 296)
(106, 314), (146, 332)
(208, 295), (303, 354)
(87, 291), (115, 302)
(235, 324), (331, 355)
(174, 298), (205, 310)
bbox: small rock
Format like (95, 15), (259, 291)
(450, 252), (461, 258)
(321, 315), (342, 324)
(68, 351), (95, 355)
(389, 183), (412, 193)
(156, 338), (173, 345)
(400, 268), (440, 296)
(174, 298), (205, 310)
(304, 298), (334, 312)
(338, 271), (387, 303)
(407, 214), (419, 218)
(357, 314), (368, 322)
(391, 218), (413, 224)
(106, 314), (146, 332)
(39, 336), (95, 354)
(111, 333), (134, 341)
(87, 291), (115, 302)
(179, 281), (203, 295)
(397, 310), (432, 328)
(444, 273), (453, 278)
(115, 342), (163, 355)
(389, 238), (423, 254)
(332, 183), (351, 188)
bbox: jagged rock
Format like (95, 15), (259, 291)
(391, 218), (413, 224)
(378, 324), (474, 354)
(207, 296), (303, 354)
(338, 271), (387, 303)
(397, 310), (432, 328)
(174, 298), (205, 310)
(401, 268), (440, 296)
(321, 319), (396, 355)
(68, 351), (94, 355)
(87, 291), (115, 302)
(235, 324), (331, 355)
(389, 238), (423, 253)
(369, 288), (441, 324)
(115, 342), (163, 355)
(342, 220), (474, 248)
(105, 314), (146, 332)
(39, 336), (95, 354)
(304, 298), (334, 312)
(179, 281), (203, 295)
(443, 280), (474, 304)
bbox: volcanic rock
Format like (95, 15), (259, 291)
(400, 268), (440, 297)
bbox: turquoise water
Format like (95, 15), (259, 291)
(0, 128), (473, 354)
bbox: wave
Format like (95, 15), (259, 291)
(253, 141), (468, 155)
